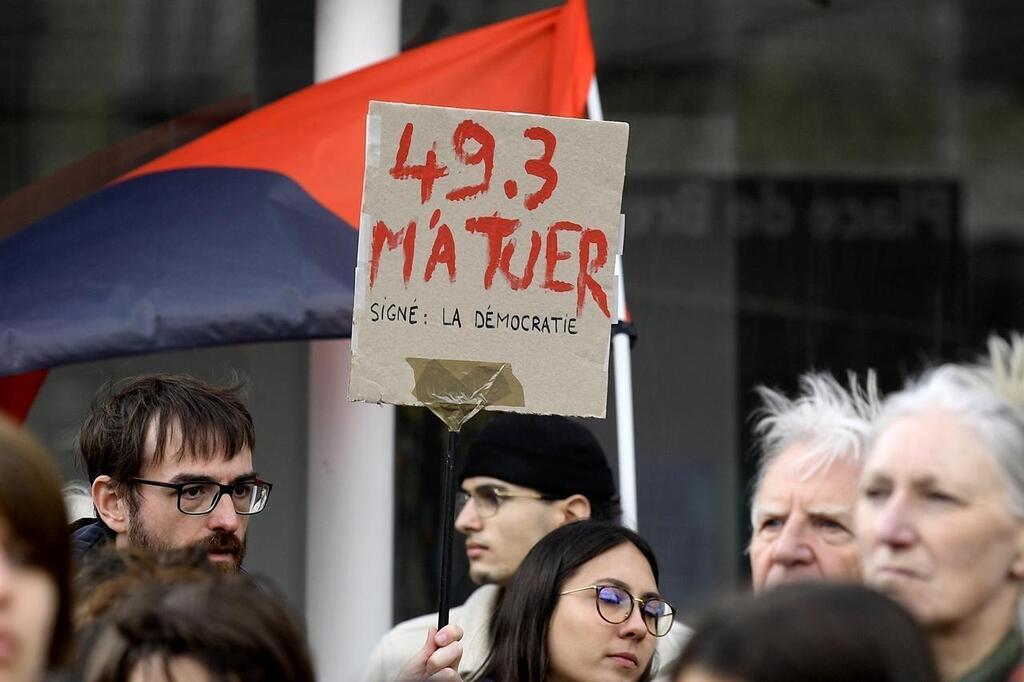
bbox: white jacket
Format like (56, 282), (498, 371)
(360, 584), (690, 681)
(362, 585), (500, 682)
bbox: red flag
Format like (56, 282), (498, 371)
(0, 0), (595, 421)
(0, 370), (48, 422)
(124, 0), (594, 226)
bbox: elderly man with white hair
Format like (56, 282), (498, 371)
(748, 371), (880, 592)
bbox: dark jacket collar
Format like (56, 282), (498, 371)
(69, 516), (115, 564)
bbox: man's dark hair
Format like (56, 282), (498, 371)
(78, 373), (255, 491)
(477, 520), (660, 682)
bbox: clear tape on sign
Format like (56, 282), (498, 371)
(406, 357), (525, 431)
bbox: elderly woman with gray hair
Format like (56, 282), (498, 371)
(857, 335), (1024, 682)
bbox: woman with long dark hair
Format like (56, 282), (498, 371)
(474, 520), (675, 682)
(0, 414), (73, 682)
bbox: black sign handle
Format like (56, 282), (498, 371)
(437, 429), (459, 629)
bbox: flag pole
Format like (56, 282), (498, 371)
(587, 78), (639, 531)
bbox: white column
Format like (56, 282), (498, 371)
(314, 0), (400, 80)
(307, 2), (400, 681)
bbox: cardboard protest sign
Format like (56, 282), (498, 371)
(349, 101), (628, 418)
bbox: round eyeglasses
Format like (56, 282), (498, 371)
(132, 478), (273, 515)
(455, 485), (559, 519)
(560, 584), (675, 637)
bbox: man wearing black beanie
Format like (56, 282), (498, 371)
(362, 414), (620, 680)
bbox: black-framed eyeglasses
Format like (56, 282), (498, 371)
(560, 584), (675, 637)
(455, 485), (559, 519)
(131, 478), (273, 516)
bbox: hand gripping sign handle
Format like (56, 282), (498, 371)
(436, 429), (459, 629)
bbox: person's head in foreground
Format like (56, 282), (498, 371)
(748, 371), (880, 591)
(475, 520), (674, 682)
(455, 414), (618, 586)
(81, 570), (314, 682)
(77, 546), (464, 682)
(857, 334), (1024, 681)
(671, 582), (939, 682)
(0, 414), (72, 682)
(79, 373), (271, 571)
(73, 546), (219, 633)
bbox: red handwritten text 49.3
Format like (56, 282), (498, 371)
(371, 119), (610, 319)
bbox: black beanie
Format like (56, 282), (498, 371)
(459, 413), (616, 501)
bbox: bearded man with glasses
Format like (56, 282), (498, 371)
(363, 414), (690, 681)
(70, 373), (268, 573)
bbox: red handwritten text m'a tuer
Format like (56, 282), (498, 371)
(368, 213), (611, 318)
